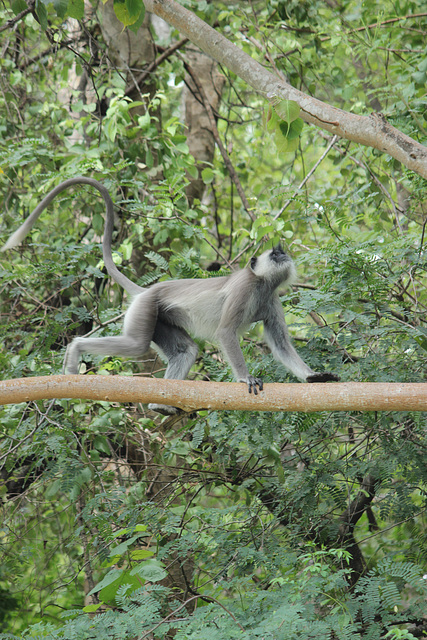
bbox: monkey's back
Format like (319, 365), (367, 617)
(152, 269), (258, 340)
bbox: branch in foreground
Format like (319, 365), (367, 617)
(0, 376), (426, 412)
(143, 0), (427, 179)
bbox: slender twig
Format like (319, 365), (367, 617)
(125, 37), (189, 96)
(230, 135), (338, 265)
(0, 424), (39, 464)
(0, 3), (34, 33)
(174, 214), (232, 267)
(274, 135), (338, 220)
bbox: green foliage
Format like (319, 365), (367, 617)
(0, 0), (427, 638)
(266, 98), (305, 153)
(112, 0), (145, 29)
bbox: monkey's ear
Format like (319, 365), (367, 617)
(250, 257), (257, 271)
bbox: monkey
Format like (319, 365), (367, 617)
(2, 177), (339, 414)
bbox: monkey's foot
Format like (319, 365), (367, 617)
(306, 372), (340, 383)
(246, 375), (264, 395)
(148, 403), (182, 416)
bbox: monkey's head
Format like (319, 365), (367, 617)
(250, 243), (296, 287)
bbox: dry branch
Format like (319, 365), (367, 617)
(0, 376), (426, 412)
(143, 0), (427, 178)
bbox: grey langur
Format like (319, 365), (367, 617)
(2, 177), (339, 414)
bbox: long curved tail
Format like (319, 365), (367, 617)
(1, 177), (143, 296)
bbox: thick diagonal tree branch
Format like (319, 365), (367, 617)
(143, 0), (427, 179)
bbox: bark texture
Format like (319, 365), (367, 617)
(1, 376), (426, 412)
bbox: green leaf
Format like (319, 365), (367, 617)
(11, 0), (27, 14)
(113, 524), (148, 538)
(250, 217), (275, 240)
(45, 479), (61, 498)
(201, 168), (214, 184)
(53, 0), (68, 18)
(274, 118), (303, 153)
(274, 127), (289, 152)
(130, 549), (154, 560)
(67, 0), (84, 18)
(272, 99), (300, 123)
(266, 108), (279, 132)
(35, 0), (48, 29)
(286, 117), (304, 140)
(83, 603), (103, 613)
(100, 571), (141, 602)
(130, 561), (167, 582)
(127, 5), (145, 33)
(87, 569), (122, 596)
(109, 535), (140, 556)
(138, 112), (151, 129)
(113, 0), (144, 27)
(187, 164), (199, 179)
(125, 0), (142, 18)
(105, 117), (118, 142)
(134, 524), (148, 532)
(119, 241), (133, 260)
(93, 435), (111, 455)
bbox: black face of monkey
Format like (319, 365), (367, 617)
(250, 244), (288, 269)
(269, 243), (289, 264)
(250, 243), (294, 285)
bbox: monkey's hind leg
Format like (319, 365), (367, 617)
(63, 290), (158, 374)
(64, 335), (153, 374)
(148, 322), (199, 416)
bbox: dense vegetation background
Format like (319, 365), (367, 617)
(0, 0), (426, 638)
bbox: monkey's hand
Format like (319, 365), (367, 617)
(306, 372), (340, 383)
(246, 375), (264, 395)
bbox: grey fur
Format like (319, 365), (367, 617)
(2, 178), (339, 415)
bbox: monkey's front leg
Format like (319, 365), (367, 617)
(263, 306), (339, 383)
(216, 328), (263, 394)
